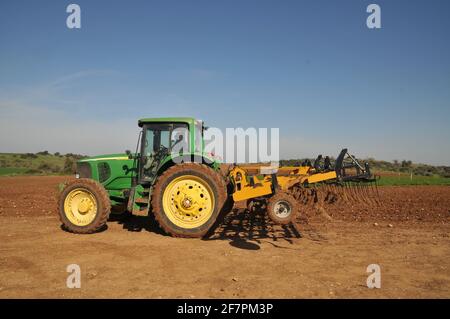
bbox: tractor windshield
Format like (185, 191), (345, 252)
(143, 123), (188, 155)
(141, 123), (189, 180)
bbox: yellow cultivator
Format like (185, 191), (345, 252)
(229, 149), (379, 224)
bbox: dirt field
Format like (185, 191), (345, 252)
(0, 176), (449, 298)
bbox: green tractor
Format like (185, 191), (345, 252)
(58, 117), (378, 238)
(58, 117), (229, 238)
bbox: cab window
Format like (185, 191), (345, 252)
(143, 123), (188, 156)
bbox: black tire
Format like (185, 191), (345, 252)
(58, 178), (111, 234)
(267, 192), (298, 225)
(151, 163), (227, 238)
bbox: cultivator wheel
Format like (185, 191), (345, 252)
(151, 163), (227, 238)
(267, 192), (298, 225)
(58, 178), (111, 234)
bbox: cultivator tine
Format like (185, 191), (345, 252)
(356, 183), (363, 203)
(329, 184), (338, 204)
(364, 183), (375, 206)
(323, 184), (331, 203)
(342, 182), (349, 203)
(325, 184), (332, 204)
(312, 184), (319, 205)
(307, 188), (314, 205)
(346, 182), (353, 203)
(354, 183), (361, 203)
(353, 182), (362, 204)
(369, 183), (377, 206)
(354, 183), (362, 203)
(362, 183), (374, 205)
(329, 184), (335, 203)
(361, 183), (368, 205)
(335, 184), (344, 203)
(347, 182), (355, 204)
(339, 182), (349, 203)
(286, 148), (382, 214)
(339, 179), (380, 207)
(360, 183), (371, 205)
(328, 184), (338, 204)
(373, 183), (379, 206)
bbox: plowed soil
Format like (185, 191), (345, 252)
(0, 176), (449, 298)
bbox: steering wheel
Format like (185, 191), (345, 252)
(159, 144), (169, 154)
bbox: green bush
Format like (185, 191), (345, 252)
(38, 163), (52, 171)
(25, 168), (41, 174)
(63, 157), (77, 174)
(20, 153), (38, 159)
(65, 153), (86, 160)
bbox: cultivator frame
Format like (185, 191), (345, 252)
(229, 148), (378, 206)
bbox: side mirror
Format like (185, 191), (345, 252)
(171, 134), (184, 153)
(125, 150), (132, 159)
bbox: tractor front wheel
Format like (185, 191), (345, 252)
(58, 178), (111, 234)
(151, 163), (227, 238)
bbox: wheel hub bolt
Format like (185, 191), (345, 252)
(182, 198), (192, 208)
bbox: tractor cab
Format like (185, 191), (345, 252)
(135, 117), (208, 183)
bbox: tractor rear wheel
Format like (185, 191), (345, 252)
(151, 163), (227, 238)
(58, 178), (111, 234)
(267, 192), (298, 225)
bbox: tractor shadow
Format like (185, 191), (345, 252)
(108, 210), (167, 236)
(108, 205), (303, 250)
(204, 207), (302, 250)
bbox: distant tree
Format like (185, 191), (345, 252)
(63, 157), (77, 174)
(21, 153), (38, 159)
(54, 152), (61, 156)
(25, 168), (41, 174)
(36, 150), (49, 156)
(65, 153), (86, 160)
(38, 163), (52, 171)
(401, 160), (412, 168)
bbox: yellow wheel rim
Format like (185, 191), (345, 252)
(63, 188), (98, 226)
(162, 175), (215, 229)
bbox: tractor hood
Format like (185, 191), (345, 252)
(76, 153), (134, 189)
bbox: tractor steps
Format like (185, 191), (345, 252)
(133, 205), (149, 216)
(132, 197), (149, 216)
(132, 192), (150, 216)
(135, 197), (149, 204)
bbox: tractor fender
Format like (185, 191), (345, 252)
(156, 154), (217, 177)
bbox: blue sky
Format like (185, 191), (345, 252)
(0, 0), (449, 164)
